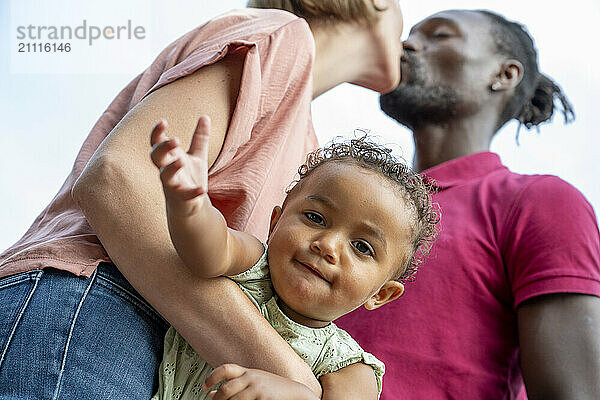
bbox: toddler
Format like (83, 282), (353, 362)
(149, 116), (438, 399)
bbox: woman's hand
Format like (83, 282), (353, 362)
(150, 115), (211, 215)
(205, 364), (320, 400)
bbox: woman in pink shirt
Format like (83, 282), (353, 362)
(0, 1), (404, 398)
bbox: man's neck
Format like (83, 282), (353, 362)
(411, 116), (497, 172)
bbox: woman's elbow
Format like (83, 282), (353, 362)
(72, 155), (125, 211)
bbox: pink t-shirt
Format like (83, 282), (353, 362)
(337, 152), (600, 399)
(0, 9), (318, 278)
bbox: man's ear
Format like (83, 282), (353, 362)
(364, 280), (405, 311)
(491, 59), (524, 91)
(268, 206), (282, 236)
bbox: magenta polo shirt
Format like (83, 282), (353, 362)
(337, 152), (600, 399)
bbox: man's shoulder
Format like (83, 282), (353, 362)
(498, 171), (598, 247)
(471, 169), (598, 241)
(484, 168), (585, 207)
(496, 171), (589, 209)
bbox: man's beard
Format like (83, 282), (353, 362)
(380, 52), (462, 130)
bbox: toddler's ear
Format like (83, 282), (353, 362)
(268, 206), (283, 236)
(364, 281), (404, 311)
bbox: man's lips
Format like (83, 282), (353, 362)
(294, 260), (330, 283)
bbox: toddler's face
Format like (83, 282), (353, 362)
(267, 162), (412, 324)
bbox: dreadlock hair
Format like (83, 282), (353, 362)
(478, 10), (575, 141)
(286, 135), (440, 284)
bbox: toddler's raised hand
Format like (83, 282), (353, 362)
(204, 364), (319, 400)
(150, 116), (211, 213)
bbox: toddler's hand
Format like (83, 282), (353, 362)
(150, 116), (211, 212)
(204, 363), (320, 400)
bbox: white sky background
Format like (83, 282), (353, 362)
(1, 0), (598, 250)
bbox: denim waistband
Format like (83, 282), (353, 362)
(95, 262), (137, 294)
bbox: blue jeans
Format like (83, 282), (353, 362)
(0, 263), (169, 399)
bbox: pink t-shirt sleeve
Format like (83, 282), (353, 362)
(502, 176), (600, 307)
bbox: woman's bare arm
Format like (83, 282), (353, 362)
(72, 53), (321, 396)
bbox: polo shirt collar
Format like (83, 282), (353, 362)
(422, 152), (507, 189)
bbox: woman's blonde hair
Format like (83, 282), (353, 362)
(247, 0), (385, 25)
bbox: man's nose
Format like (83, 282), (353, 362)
(403, 35), (421, 52)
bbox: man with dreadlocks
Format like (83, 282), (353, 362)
(336, 9), (600, 399)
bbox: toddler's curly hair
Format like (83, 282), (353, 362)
(289, 135), (440, 283)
